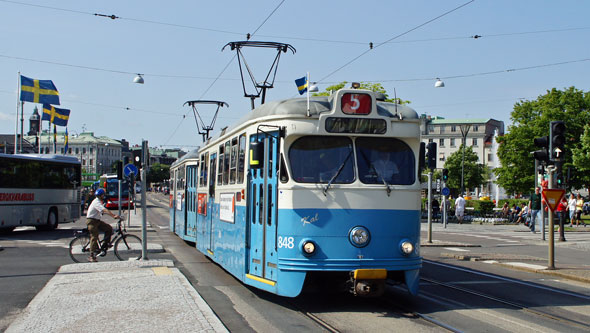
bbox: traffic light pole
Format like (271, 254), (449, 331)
(547, 166), (555, 270)
(427, 171), (433, 243)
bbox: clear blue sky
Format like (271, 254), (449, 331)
(1, 0), (589, 150)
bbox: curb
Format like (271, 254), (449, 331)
(494, 262), (590, 284)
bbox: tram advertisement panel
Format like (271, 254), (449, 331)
(220, 193), (235, 223)
(197, 193), (207, 215)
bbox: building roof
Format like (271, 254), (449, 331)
(24, 131), (122, 146)
(429, 118), (495, 125)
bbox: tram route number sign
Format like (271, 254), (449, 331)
(541, 189), (565, 212)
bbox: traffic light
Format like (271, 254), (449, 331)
(550, 121), (566, 162)
(116, 161), (123, 180)
(533, 136), (549, 163)
(442, 168), (449, 181)
(427, 142), (437, 170)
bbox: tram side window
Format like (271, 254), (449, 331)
(356, 137), (415, 185)
(237, 134), (246, 183)
(230, 137), (238, 184)
(223, 141), (230, 185)
(199, 154), (206, 187)
(289, 136), (355, 184)
(177, 167), (185, 191)
(217, 145), (224, 185)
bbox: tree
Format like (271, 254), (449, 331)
(443, 145), (487, 193)
(147, 163), (170, 184)
(314, 81), (410, 105)
(571, 125), (590, 191)
(495, 87), (590, 194)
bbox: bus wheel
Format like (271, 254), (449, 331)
(0, 227), (15, 234)
(37, 209), (58, 231)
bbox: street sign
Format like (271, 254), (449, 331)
(442, 187), (450, 196)
(541, 188), (566, 212)
(123, 163), (139, 178)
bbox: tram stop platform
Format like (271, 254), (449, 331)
(5, 259), (228, 333)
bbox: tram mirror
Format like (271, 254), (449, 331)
(249, 140), (264, 169)
(418, 142), (426, 174)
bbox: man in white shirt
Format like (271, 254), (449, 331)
(86, 188), (119, 262)
(455, 195), (466, 224)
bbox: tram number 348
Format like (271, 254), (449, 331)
(278, 236), (295, 249)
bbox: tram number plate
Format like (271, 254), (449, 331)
(278, 236), (294, 249)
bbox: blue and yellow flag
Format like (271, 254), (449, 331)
(20, 75), (60, 105)
(295, 76), (308, 95)
(42, 104), (70, 126)
(64, 127), (69, 153)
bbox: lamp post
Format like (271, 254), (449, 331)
(460, 124), (471, 196)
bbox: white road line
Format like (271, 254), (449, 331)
(504, 262), (547, 270)
(443, 247), (471, 252)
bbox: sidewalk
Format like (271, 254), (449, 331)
(5, 209), (228, 333)
(421, 220), (590, 285)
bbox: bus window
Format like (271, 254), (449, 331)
(356, 137), (415, 185)
(238, 134), (246, 183)
(289, 136), (354, 184)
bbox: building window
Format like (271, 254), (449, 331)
(68, 148), (72, 154)
(61, 148), (64, 154)
(451, 125), (457, 132)
(82, 159), (86, 165)
(473, 125), (479, 132)
(439, 138), (444, 147)
(90, 147), (93, 154)
(75, 148), (79, 154)
(428, 138), (433, 143)
(450, 138), (456, 147)
(90, 159), (93, 166)
(472, 138), (478, 146)
(83, 147), (86, 154)
(488, 154), (493, 162)
(428, 125), (434, 133)
(439, 153), (445, 161)
(439, 126), (445, 134)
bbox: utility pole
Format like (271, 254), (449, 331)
(459, 124), (471, 196)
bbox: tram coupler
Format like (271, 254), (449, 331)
(348, 269), (387, 297)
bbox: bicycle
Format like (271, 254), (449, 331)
(69, 216), (142, 262)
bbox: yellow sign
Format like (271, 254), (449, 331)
(542, 189), (565, 212)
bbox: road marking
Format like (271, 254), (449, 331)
(158, 226), (169, 229)
(503, 262), (547, 270)
(443, 247), (470, 252)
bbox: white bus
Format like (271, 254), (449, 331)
(0, 153), (82, 233)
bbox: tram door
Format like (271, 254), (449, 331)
(171, 169), (177, 232)
(207, 153), (217, 254)
(186, 165), (198, 240)
(248, 132), (279, 281)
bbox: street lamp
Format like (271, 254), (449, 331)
(133, 74), (144, 84)
(434, 78), (445, 88)
(460, 124), (471, 196)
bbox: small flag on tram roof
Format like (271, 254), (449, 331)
(295, 76), (308, 95)
(20, 75), (60, 105)
(42, 104), (70, 126)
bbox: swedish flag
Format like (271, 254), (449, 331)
(42, 104), (70, 126)
(295, 76), (308, 95)
(20, 75), (60, 105)
(64, 127), (69, 153)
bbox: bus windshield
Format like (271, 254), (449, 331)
(355, 137), (415, 185)
(105, 181), (130, 197)
(289, 136), (355, 184)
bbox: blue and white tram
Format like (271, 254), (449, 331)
(172, 87), (423, 297)
(169, 149), (200, 242)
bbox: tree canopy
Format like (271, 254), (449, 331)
(495, 87), (590, 194)
(147, 163), (170, 184)
(314, 81), (410, 105)
(444, 145), (487, 194)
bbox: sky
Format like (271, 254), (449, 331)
(1, 0), (589, 151)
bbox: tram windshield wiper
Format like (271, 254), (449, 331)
(323, 150), (353, 196)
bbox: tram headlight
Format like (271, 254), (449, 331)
(300, 239), (317, 256)
(400, 240), (414, 255)
(349, 226), (370, 248)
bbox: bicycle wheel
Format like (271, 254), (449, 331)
(114, 234), (142, 261)
(69, 235), (91, 263)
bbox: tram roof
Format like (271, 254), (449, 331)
(212, 95), (419, 142)
(0, 153), (80, 164)
(170, 148), (199, 168)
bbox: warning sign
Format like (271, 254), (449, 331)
(541, 189), (566, 212)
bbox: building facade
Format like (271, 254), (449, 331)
(420, 116), (505, 195)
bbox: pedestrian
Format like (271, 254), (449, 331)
(556, 196), (568, 235)
(432, 198), (440, 222)
(511, 204), (521, 223)
(528, 187), (542, 232)
(575, 194), (584, 227)
(501, 202), (510, 219)
(455, 194), (466, 224)
(568, 193), (577, 227)
(516, 203), (529, 225)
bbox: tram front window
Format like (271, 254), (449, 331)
(289, 136), (355, 184)
(356, 137), (415, 185)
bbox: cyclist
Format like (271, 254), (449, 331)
(86, 188), (120, 262)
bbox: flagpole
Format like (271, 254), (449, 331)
(306, 71), (310, 117)
(15, 73), (20, 154)
(38, 118), (42, 154)
(20, 101), (24, 153)
(53, 124), (57, 154)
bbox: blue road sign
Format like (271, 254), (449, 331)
(442, 187), (450, 196)
(124, 163), (138, 177)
